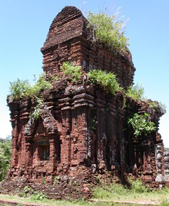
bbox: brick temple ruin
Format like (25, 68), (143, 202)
(5, 6), (168, 198)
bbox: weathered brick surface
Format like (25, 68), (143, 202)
(41, 6), (135, 89)
(4, 6), (166, 198)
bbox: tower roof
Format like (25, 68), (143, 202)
(50, 6), (82, 28)
(41, 6), (85, 52)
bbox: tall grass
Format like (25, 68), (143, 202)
(87, 11), (129, 53)
(92, 179), (169, 202)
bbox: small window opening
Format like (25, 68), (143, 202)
(41, 145), (49, 160)
(36, 140), (50, 161)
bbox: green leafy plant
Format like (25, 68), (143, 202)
(61, 62), (82, 82)
(31, 192), (46, 200)
(23, 186), (31, 197)
(128, 113), (156, 137)
(32, 98), (43, 120)
(87, 11), (129, 53)
(126, 84), (144, 102)
(87, 69), (121, 95)
(24, 186), (31, 193)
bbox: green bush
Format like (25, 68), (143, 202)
(87, 69), (121, 95)
(128, 113), (156, 137)
(9, 74), (53, 120)
(25, 73), (53, 97)
(61, 62), (82, 82)
(9, 79), (31, 100)
(9, 73), (53, 100)
(87, 11), (129, 53)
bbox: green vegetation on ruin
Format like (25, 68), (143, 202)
(9, 73), (53, 100)
(87, 11), (129, 54)
(126, 84), (144, 102)
(57, 62), (122, 95)
(32, 98), (43, 120)
(9, 73), (56, 120)
(87, 69), (122, 95)
(128, 112), (156, 137)
(61, 62), (82, 83)
(9, 61), (166, 133)
(147, 100), (167, 115)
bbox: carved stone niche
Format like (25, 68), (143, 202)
(34, 137), (50, 161)
(164, 151), (169, 182)
(155, 145), (164, 184)
(23, 103), (61, 175)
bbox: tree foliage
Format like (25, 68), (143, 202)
(128, 113), (156, 137)
(0, 139), (11, 181)
(87, 11), (129, 53)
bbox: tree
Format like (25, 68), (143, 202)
(0, 140), (11, 181)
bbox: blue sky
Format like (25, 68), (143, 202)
(0, 0), (169, 146)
